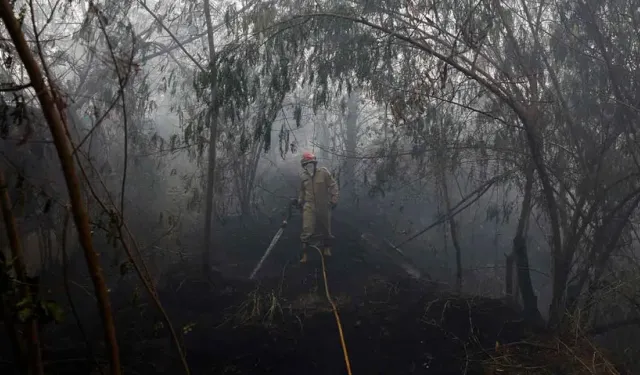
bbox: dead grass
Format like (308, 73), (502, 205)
(224, 285), (352, 328)
(220, 286), (285, 328)
(484, 334), (620, 375)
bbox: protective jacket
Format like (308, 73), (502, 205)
(298, 166), (339, 245)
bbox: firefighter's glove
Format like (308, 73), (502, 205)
(291, 198), (301, 208)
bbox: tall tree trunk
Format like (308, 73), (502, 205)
(548, 251), (571, 327)
(238, 138), (266, 217)
(319, 111), (330, 162)
(242, 142), (263, 217)
(433, 115), (463, 291)
(439, 169), (463, 291)
(512, 164), (542, 324)
(0, 169), (43, 375)
(202, 0), (220, 277)
(505, 252), (515, 300)
(343, 90), (359, 201)
(0, 4), (122, 373)
(520, 110), (566, 328)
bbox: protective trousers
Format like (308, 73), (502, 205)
(300, 202), (333, 247)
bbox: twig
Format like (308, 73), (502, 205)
(0, 82), (32, 92)
(135, 0), (205, 72)
(556, 338), (596, 374)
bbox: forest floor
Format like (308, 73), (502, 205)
(0, 216), (626, 374)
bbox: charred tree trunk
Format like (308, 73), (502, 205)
(435, 151), (463, 291)
(441, 174), (463, 292)
(0, 4), (122, 373)
(237, 142), (262, 218)
(512, 164), (542, 324)
(202, 0), (220, 276)
(243, 142), (262, 216)
(319, 111), (330, 163)
(505, 252), (515, 301)
(343, 91), (359, 202)
(548, 254), (571, 327)
(519, 109), (565, 328)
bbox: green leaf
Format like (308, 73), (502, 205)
(182, 322), (196, 334)
(17, 307), (32, 322)
(41, 300), (65, 324)
(16, 296), (32, 309)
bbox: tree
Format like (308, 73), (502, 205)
(201, 0), (221, 275)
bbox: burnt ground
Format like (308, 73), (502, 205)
(0, 214), (627, 374)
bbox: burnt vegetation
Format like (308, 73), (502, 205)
(1, 0), (640, 374)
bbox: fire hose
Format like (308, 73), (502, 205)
(248, 201), (353, 374)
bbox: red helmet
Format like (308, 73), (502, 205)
(300, 151), (317, 166)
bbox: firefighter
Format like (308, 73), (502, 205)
(294, 151), (339, 263)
